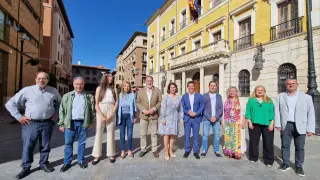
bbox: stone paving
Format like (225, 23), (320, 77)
(0, 118), (320, 180)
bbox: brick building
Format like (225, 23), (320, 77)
(116, 31), (147, 88)
(40, 0), (74, 95)
(0, 0), (43, 110)
(72, 61), (110, 94)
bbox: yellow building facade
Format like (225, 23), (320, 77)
(146, 0), (320, 102)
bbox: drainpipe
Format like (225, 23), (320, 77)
(15, 0), (21, 93)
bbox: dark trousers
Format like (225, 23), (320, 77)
(249, 123), (274, 165)
(184, 120), (200, 153)
(21, 120), (55, 170)
(281, 122), (306, 168)
(119, 113), (133, 151)
(64, 120), (87, 165)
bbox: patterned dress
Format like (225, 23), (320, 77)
(158, 95), (183, 135)
(223, 98), (243, 159)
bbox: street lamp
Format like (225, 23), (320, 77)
(306, 0), (320, 135)
(18, 29), (27, 90)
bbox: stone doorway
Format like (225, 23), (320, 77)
(192, 72), (200, 93)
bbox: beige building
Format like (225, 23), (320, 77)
(41, 0), (74, 95)
(0, 0), (44, 110)
(116, 31), (147, 88)
(72, 61), (110, 94)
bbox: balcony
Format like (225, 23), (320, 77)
(161, 35), (165, 42)
(171, 40), (230, 69)
(149, 68), (153, 74)
(160, 65), (165, 72)
(151, 42), (154, 48)
(142, 70), (146, 74)
(170, 28), (175, 36)
(270, 17), (303, 41)
(233, 34), (254, 51)
(180, 19), (186, 30)
(212, 0), (225, 8)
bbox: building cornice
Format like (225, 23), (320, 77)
(57, 0), (74, 38)
(189, 28), (204, 39)
(145, 0), (175, 26)
(229, 0), (257, 18)
(206, 16), (227, 31)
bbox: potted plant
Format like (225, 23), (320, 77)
(25, 58), (40, 66)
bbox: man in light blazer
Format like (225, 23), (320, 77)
(182, 81), (205, 159)
(136, 75), (162, 158)
(275, 79), (315, 177)
(201, 81), (223, 158)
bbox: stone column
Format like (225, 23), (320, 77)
(200, 67), (204, 94)
(171, 73), (175, 83)
(182, 71), (186, 94)
(219, 62), (225, 98)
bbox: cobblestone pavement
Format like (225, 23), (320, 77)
(0, 118), (319, 180)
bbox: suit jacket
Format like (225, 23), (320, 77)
(181, 92), (205, 123)
(202, 92), (223, 122)
(136, 87), (162, 120)
(274, 91), (315, 134)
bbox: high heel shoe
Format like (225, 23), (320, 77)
(109, 158), (116, 163)
(169, 153), (176, 158)
(165, 156), (170, 160)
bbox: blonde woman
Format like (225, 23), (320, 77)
(92, 73), (118, 164)
(222, 87), (246, 160)
(117, 82), (137, 159)
(245, 85), (274, 167)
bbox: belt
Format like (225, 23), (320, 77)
(32, 118), (52, 122)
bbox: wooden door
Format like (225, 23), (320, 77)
(194, 80), (200, 93)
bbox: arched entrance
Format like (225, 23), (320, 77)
(213, 73), (219, 93)
(192, 72), (200, 93)
(278, 63), (296, 93)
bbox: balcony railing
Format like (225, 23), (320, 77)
(161, 35), (165, 42)
(171, 40), (230, 68)
(160, 65), (165, 72)
(270, 17), (303, 41)
(180, 19), (186, 29)
(170, 28), (175, 36)
(212, 0), (225, 8)
(142, 70), (146, 74)
(233, 34), (254, 51)
(151, 42), (154, 48)
(150, 68), (153, 74)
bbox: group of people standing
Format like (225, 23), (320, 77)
(5, 72), (315, 179)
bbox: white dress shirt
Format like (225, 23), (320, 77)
(189, 93), (195, 112)
(209, 93), (216, 117)
(287, 92), (298, 122)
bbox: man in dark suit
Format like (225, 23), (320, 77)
(181, 81), (205, 159)
(201, 81), (223, 158)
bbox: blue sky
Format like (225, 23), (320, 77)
(64, 0), (164, 71)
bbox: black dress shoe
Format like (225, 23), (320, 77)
(15, 169), (30, 179)
(139, 151), (147, 157)
(60, 164), (71, 172)
(78, 162), (88, 169)
(92, 159), (100, 165)
(40, 165), (54, 172)
(183, 151), (190, 158)
(194, 153), (200, 159)
(109, 158), (116, 163)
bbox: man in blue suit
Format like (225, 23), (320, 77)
(201, 81), (223, 158)
(181, 81), (205, 159)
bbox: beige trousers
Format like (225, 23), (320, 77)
(140, 119), (158, 152)
(92, 103), (116, 157)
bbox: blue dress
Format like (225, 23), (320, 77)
(158, 95), (183, 135)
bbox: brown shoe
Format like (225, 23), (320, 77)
(153, 151), (159, 158)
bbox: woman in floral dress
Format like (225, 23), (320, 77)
(158, 82), (183, 160)
(222, 86), (246, 159)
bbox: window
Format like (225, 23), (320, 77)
(150, 34), (155, 48)
(211, 0), (224, 9)
(161, 27), (166, 42)
(76, 68), (80, 74)
(85, 77), (90, 81)
(180, 46), (186, 55)
(170, 19), (175, 36)
(239, 18), (251, 38)
(278, 63), (296, 93)
(86, 69), (90, 75)
(235, 18), (253, 50)
(180, 10), (187, 29)
(59, 19), (61, 29)
(238, 70), (250, 97)
(143, 39), (147, 45)
(0, 10), (5, 41)
(58, 35), (60, 44)
(92, 77), (97, 82)
(194, 40), (201, 49)
(142, 52), (147, 61)
(213, 31), (221, 42)
(278, 0), (298, 29)
(170, 52), (174, 60)
(61, 54), (63, 62)
(62, 26), (64, 34)
(58, 51), (60, 60)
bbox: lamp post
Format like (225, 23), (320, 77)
(18, 29), (27, 90)
(306, 0), (320, 135)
